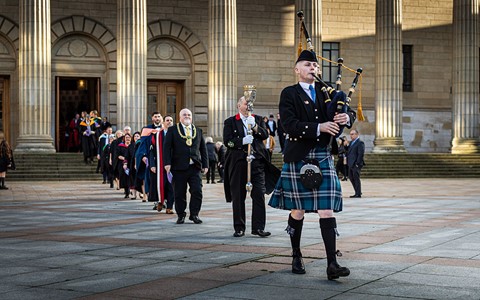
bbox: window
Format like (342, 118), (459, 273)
(321, 42), (340, 87)
(403, 45), (413, 92)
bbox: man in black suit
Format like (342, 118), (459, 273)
(347, 129), (365, 198)
(223, 96), (272, 238)
(163, 108), (208, 224)
(267, 114), (277, 137)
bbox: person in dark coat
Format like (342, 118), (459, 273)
(98, 126), (113, 183)
(336, 136), (349, 181)
(127, 131), (141, 199)
(163, 108), (208, 225)
(115, 133), (132, 198)
(266, 114), (277, 137)
(268, 50), (356, 280)
(215, 141), (226, 183)
(223, 96), (274, 238)
(205, 136), (218, 184)
(0, 130), (14, 190)
(101, 134), (115, 188)
(347, 129), (365, 198)
(79, 115), (97, 164)
(136, 112), (165, 208)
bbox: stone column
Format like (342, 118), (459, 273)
(451, 0), (480, 154)
(295, 0), (322, 55)
(15, 0), (55, 152)
(372, 0), (405, 153)
(117, 0), (147, 131)
(208, 0), (237, 138)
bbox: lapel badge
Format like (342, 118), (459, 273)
(304, 100), (310, 104)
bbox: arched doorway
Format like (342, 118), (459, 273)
(52, 35), (107, 152)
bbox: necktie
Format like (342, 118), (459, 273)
(309, 85), (316, 103)
(185, 126), (191, 137)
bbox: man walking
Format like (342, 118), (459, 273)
(347, 129), (365, 198)
(164, 108), (208, 224)
(223, 97), (272, 238)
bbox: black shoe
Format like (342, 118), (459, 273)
(189, 215), (203, 224)
(251, 229), (271, 237)
(211, 182), (216, 184)
(217, 180), (223, 183)
(124, 194), (129, 198)
(207, 181), (210, 184)
(176, 215), (185, 224)
(102, 181), (106, 184)
(152, 202), (158, 210)
(233, 230), (245, 237)
(326, 262), (350, 280)
(349, 195), (361, 198)
(292, 248), (306, 274)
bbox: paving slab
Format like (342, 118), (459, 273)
(0, 178), (479, 300)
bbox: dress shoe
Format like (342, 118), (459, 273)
(349, 195), (361, 198)
(124, 194), (129, 198)
(166, 208), (174, 214)
(251, 229), (271, 237)
(189, 215), (203, 224)
(157, 203), (163, 212)
(292, 248), (306, 274)
(326, 262), (350, 280)
(217, 180), (223, 183)
(233, 230), (245, 237)
(102, 181), (106, 184)
(176, 215), (185, 224)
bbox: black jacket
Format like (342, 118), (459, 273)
(163, 123), (208, 171)
(279, 83), (356, 163)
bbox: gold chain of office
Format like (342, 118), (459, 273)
(177, 123), (196, 146)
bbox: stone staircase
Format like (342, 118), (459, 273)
(9, 153), (99, 181)
(271, 153), (480, 178)
(6, 152), (480, 181)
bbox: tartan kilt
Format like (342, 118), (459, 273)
(268, 146), (343, 213)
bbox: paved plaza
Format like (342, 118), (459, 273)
(0, 178), (479, 299)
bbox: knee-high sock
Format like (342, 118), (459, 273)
(320, 217), (337, 265)
(0, 177), (4, 187)
(287, 214), (304, 249)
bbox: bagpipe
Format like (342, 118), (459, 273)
(297, 10), (364, 146)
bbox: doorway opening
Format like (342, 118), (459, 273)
(0, 76), (10, 144)
(147, 80), (184, 122)
(56, 77), (100, 152)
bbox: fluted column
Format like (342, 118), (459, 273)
(451, 0), (480, 154)
(295, 0), (322, 55)
(208, 0), (237, 138)
(373, 0), (405, 153)
(15, 0), (55, 152)
(117, 0), (147, 132)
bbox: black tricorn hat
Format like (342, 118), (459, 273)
(296, 50), (318, 64)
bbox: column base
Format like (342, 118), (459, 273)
(451, 138), (480, 154)
(372, 137), (406, 153)
(14, 135), (56, 153)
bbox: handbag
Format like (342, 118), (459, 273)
(299, 158), (323, 189)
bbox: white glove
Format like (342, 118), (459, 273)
(246, 116), (256, 128)
(242, 135), (254, 145)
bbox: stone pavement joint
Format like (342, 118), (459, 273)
(0, 179), (479, 299)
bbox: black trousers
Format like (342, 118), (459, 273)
(172, 165), (203, 216)
(230, 159), (266, 232)
(348, 166), (362, 196)
(206, 160), (216, 182)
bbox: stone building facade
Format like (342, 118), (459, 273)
(0, 0), (478, 153)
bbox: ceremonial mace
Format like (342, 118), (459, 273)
(244, 85), (256, 193)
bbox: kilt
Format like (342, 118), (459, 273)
(268, 146), (343, 213)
